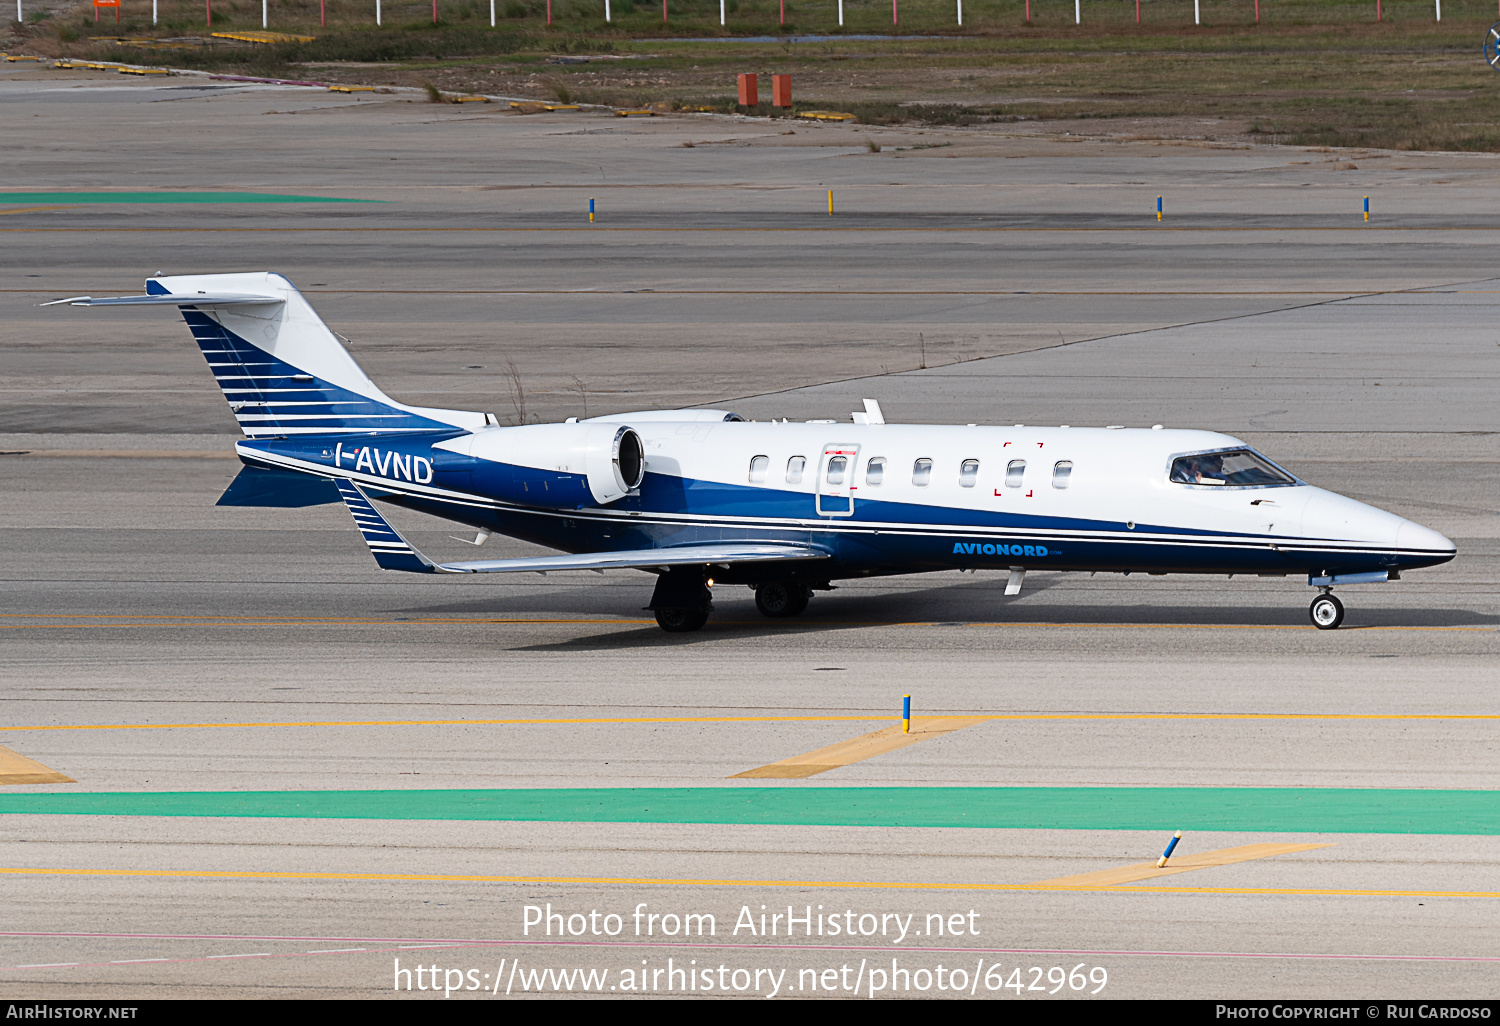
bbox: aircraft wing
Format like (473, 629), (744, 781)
(334, 479), (828, 575)
(438, 543), (829, 575)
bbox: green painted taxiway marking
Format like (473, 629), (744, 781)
(0, 192), (378, 204)
(0, 788), (1494, 834)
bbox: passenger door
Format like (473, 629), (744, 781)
(816, 443), (860, 517)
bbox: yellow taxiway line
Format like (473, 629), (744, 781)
(0, 866), (1493, 900)
(732, 717), (990, 778)
(1027, 843), (1332, 888)
(3, 226), (1498, 234)
(1, 614), (1493, 635)
(3, 712), (1495, 733)
(0, 745), (74, 786)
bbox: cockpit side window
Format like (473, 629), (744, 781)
(1170, 449), (1296, 487)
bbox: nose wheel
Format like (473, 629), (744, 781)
(1309, 591), (1344, 630)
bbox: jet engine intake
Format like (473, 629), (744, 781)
(590, 425), (645, 504)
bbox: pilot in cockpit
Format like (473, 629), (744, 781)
(1192, 454), (1225, 484)
(1171, 454), (1226, 485)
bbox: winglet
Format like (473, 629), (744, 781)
(334, 479), (435, 573)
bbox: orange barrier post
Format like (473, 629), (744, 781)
(771, 74), (792, 108)
(738, 73), (758, 107)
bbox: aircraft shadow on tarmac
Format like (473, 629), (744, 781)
(506, 610), (1499, 653)
(389, 576), (1499, 649)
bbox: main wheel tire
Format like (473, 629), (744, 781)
(1309, 593), (1344, 630)
(655, 605), (710, 633)
(755, 583), (811, 618)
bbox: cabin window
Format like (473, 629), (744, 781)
(826, 456), (848, 485)
(1005, 460), (1026, 488)
(786, 456), (806, 485)
(748, 455), (768, 483)
(959, 459), (980, 487)
(1170, 449), (1295, 487)
(865, 457), (886, 485)
(912, 458), (933, 486)
(1052, 461), (1073, 489)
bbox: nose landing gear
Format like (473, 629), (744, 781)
(1309, 589), (1344, 630)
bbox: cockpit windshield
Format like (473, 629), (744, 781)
(1170, 449), (1296, 487)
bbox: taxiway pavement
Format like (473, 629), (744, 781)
(1, 62), (1496, 999)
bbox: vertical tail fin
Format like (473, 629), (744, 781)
(148, 272), (491, 437)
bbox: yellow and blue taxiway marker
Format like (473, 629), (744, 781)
(1157, 829), (1183, 868)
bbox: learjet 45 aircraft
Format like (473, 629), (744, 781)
(48, 272), (1457, 632)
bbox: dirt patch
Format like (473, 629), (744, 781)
(12, 7), (1500, 151)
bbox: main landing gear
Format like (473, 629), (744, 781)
(754, 582), (811, 618)
(649, 567), (713, 633)
(654, 605), (710, 633)
(1309, 589), (1345, 630)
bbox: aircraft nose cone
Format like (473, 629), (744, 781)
(1397, 520), (1457, 557)
(1300, 489), (1404, 544)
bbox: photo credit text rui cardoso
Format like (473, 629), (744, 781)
(389, 903), (1109, 997)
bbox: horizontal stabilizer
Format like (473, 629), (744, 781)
(218, 465), (341, 508)
(44, 273), (491, 437)
(437, 542), (830, 575)
(40, 294), (283, 308)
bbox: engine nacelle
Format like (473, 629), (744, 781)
(583, 423), (646, 504)
(444, 422), (645, 508)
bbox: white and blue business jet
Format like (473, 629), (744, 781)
(49, 272), (1456, 632)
